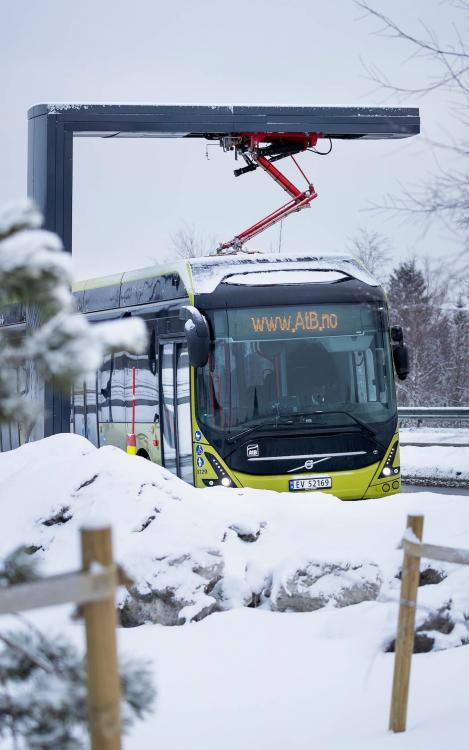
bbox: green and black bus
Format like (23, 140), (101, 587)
(69, 252), (408, 500)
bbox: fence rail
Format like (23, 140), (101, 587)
(398, 407), (469, 421)
(0, 566), (120, 616)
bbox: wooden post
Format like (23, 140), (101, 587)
(81, 526), (122, 750)
(389, 514), (424, 733)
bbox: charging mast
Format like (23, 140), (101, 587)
(26, 103), (420, 438)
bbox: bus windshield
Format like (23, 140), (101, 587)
(196, 303), (397, 435)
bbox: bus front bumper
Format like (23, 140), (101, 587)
(231, 464), (401, 501)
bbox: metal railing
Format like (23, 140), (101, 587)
(398, 407), (469, 421)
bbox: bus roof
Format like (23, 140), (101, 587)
(72, 252), (379, 315)
(187, 252), (378, 293)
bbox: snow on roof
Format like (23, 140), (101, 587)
(38, 102), (415, 112)
(189, 252), (379, 293)
(224, 270), (348, 286)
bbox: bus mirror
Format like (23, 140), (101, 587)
(180, 306), (210, 368)
(393, 342), (409, 381)
(390, 325), (404, 343)
(391, 324), (409, 380)
(148, 328), (157, 374)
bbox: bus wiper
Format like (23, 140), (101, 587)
(272, 410), (377, 439)
(226, 420), (282, 443)
(298, 410), (377, 439)
(227, 411), (378, 443)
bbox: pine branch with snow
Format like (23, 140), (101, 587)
(0, 547), (39, 588)
(0, 627), (155, 749)
(0, 200), (147, 426)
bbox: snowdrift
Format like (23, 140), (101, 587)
(401, 441), (469, 485)
(1, 434), (469, 651)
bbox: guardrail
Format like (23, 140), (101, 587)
(398, 407), (469, 421)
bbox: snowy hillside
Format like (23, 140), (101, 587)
(1, 435), (469, 748)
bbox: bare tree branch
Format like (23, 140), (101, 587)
(357, 1), (469, 276)
(171, 222), (216, 259)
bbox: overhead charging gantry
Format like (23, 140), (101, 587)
(27, 103), (420, 435)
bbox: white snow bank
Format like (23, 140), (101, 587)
(7, 599), (469, 750)
(2, 435), (469, 749)
(1, 434), (469, 639)
(401, 442), (469, 483)
(125, 608), (469, 750)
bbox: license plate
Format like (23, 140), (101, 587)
(289, 475), (332, 491)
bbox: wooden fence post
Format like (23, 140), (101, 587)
(389, 514), (424, 733)
(81, 526), (121, 750)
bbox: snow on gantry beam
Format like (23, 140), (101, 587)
(27, 103), (420, 140)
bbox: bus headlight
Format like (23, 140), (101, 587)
(380, 442), (399, 478)
(202, 453), (234, 488)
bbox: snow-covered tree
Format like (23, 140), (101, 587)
(0, 628), (156, 750)
(387, 259), (453, 405)
(0, 200), (147, 430)
(448, 294), (469, 406)
(0, 204), (154, 745)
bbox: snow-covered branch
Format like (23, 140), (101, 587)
(0, 200), (147, 426)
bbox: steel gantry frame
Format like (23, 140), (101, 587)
(27, 103), (420, 436)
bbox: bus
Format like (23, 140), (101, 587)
(70, 252), (409, 500)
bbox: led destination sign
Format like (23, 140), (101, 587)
(228, 304), (376, 341)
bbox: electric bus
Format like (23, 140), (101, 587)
(68, 252), (409, 500)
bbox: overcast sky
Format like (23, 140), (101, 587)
(1, 0), (465, 280)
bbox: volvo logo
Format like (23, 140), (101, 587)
(289, 456), (332, 473)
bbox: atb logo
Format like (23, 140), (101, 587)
(247, 443), (259, 458)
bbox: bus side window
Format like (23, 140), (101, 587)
(98, 352), (126, 424)
(0, 337), (25, 450)
(0, 422), (19, 452)
(9, 367), (22, 449)
(73, 380), (86, 437)
(125, 320), (158, 424)
(98, 354), (114, 423)
(85, 372), (99, 447)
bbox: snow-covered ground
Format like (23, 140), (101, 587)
(401, 439), (469, 485)
(1, 434), (469, 749)
(127, 609), (469, 750)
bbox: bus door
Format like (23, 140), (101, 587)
(159, 340), (193, 484)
